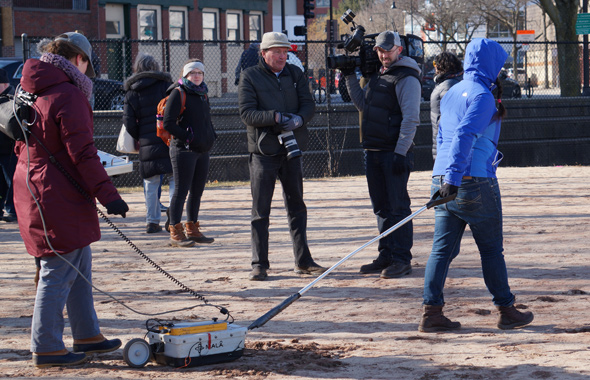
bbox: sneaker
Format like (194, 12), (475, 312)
(3, 214), (17, 223)
(249, 267), (268, 281)
(146, 223), (162, 233)
(359, 259), (391, 274)
(380, 262), (412, 279)
(32, 352), (88, 368)
(160, 204), (168, 212)
(294, 262), (327, 275)
(73, 338), (122, 354)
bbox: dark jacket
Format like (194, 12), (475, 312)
(123, 71), (173, 179)
(238, 59), (314, 155)
(163, 81), (216, 153)
(0, 85), (16, 153)
(235, 44), (260, 85)
(15, 59), (121, 257)
(430, 71), (462, 159)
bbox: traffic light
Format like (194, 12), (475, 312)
(294, 25), (308, 36)
(304, 0), (315, 19)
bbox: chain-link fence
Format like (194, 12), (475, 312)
(20, 36), (590, 187)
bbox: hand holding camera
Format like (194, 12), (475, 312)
(279, 113), (303, 132)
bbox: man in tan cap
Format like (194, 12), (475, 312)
(238, 31), (326, 281)
(343, 30), (422, 279)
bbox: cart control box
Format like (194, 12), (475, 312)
(147, 321), (247, 367)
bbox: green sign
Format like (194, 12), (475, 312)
(576, 13), (590, 35)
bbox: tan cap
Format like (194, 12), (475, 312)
(260, 32), (291, 50)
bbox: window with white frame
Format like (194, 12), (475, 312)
(169, 8), (187, 40)
(139, 9), (158, 40)
(203, 11), (218, 41)
(249, 13), (262, 41)
(227, 12), (241, 41)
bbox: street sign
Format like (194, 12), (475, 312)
(576, 13), (590, 35)
(516, 30), (535, 42)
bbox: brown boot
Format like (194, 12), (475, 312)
(185, 221), (214, 243)
(170, 223), (196, 247)
(419, 305), (461, 332)
(497, 305), (534, 330)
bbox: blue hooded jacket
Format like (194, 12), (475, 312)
(432, 38), (508, 186)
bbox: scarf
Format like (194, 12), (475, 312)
(434, 70), (463, 84)
(40, 53), (93, 100)
(180, 78), (208, 98)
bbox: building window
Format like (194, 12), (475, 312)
(139, 9), (157, 40)
(249, 14), (262, 41)
(106, 21), (120, 35)
(227, 13), (240, 41)
(170, 10), (186, 40)
(316, 0), (329, 7)
(203, 12), (218, 41)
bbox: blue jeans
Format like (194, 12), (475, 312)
(423, 176), (515, 307)
(364, 150), (414, 265)
(249, 153), (314, 269)
(143, 174), (174, 224)
(31, 246), (101, 353)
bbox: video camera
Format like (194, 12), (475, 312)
(326, 9), (425, 77)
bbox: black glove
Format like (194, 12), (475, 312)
(439, 183), (459, 198)
(279, 113), (303, 132)
(235, 77), (240, 86)
(391, 153), (407, 174)
(105, 199), (129, 218)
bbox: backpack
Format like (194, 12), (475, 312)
(156, 87), (186, 146)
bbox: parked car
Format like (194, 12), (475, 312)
(10, 58), (125, 110)
(498, 69), (521, 99)
(421, 70), (435, 101)
(0, 57), (25, 88)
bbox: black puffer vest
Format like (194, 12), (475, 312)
(361, 66), (420, 151)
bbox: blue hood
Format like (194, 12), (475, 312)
(463, 38), (508, 89)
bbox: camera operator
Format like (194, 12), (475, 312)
(238, 31), (326, 281)
(343, 30), (421, 279)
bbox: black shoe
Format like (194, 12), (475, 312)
(294, 262), (327, 275)
(146, 223), (162, 233)
(380, 262), (412, 279)
(359, 260), (391, 274)
(3, 214), (17, 223)
(249, 267), (268, 281)
(32, 352), (88, 368)
(164, 208), (170, 232)
(160, 204), (168, 212)
(73, 338), (122, 354)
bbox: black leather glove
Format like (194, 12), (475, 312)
(105, 199), (129, 218)
(439, 183), (459, 198)
(279, 113), (303, 132)
(235, 77), (240, 86)
(391, 153), (407, 174)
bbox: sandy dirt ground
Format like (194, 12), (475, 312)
(1, 165), (589, 380)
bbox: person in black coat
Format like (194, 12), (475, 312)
(235, 43), (259, 85)
(430, 52), (463, 160)
(122, 53), (174, 233)
(0, 68), (17, 223)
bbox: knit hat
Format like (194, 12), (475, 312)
(0, 69), (9, 84)
(260, 32), (291, 50)
(374, 31), (401, 51)
(54, 32), (96, 78)
(182, 61), (205, 78)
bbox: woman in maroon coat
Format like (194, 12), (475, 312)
(14, 32), (128, 368)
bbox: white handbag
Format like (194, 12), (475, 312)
(116, 124), (139, 154)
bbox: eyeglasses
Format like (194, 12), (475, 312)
(188, 70), (204, 76)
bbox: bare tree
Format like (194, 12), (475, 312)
(537, 0), (581, 96)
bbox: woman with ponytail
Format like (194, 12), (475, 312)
(419, 39), (534, 333)
(14, 32), (127, 367)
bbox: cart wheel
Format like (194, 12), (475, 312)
(123, 338), (152, 368)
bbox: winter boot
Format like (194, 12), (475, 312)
(497, 305), (534, 330)
(359, 252), (393, 274)
(170, 223), (196, 247)
(185, 221), (215, 243)
(419, 305), (461, 332)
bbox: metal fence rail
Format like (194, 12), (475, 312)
(20, 36), (589, 187)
